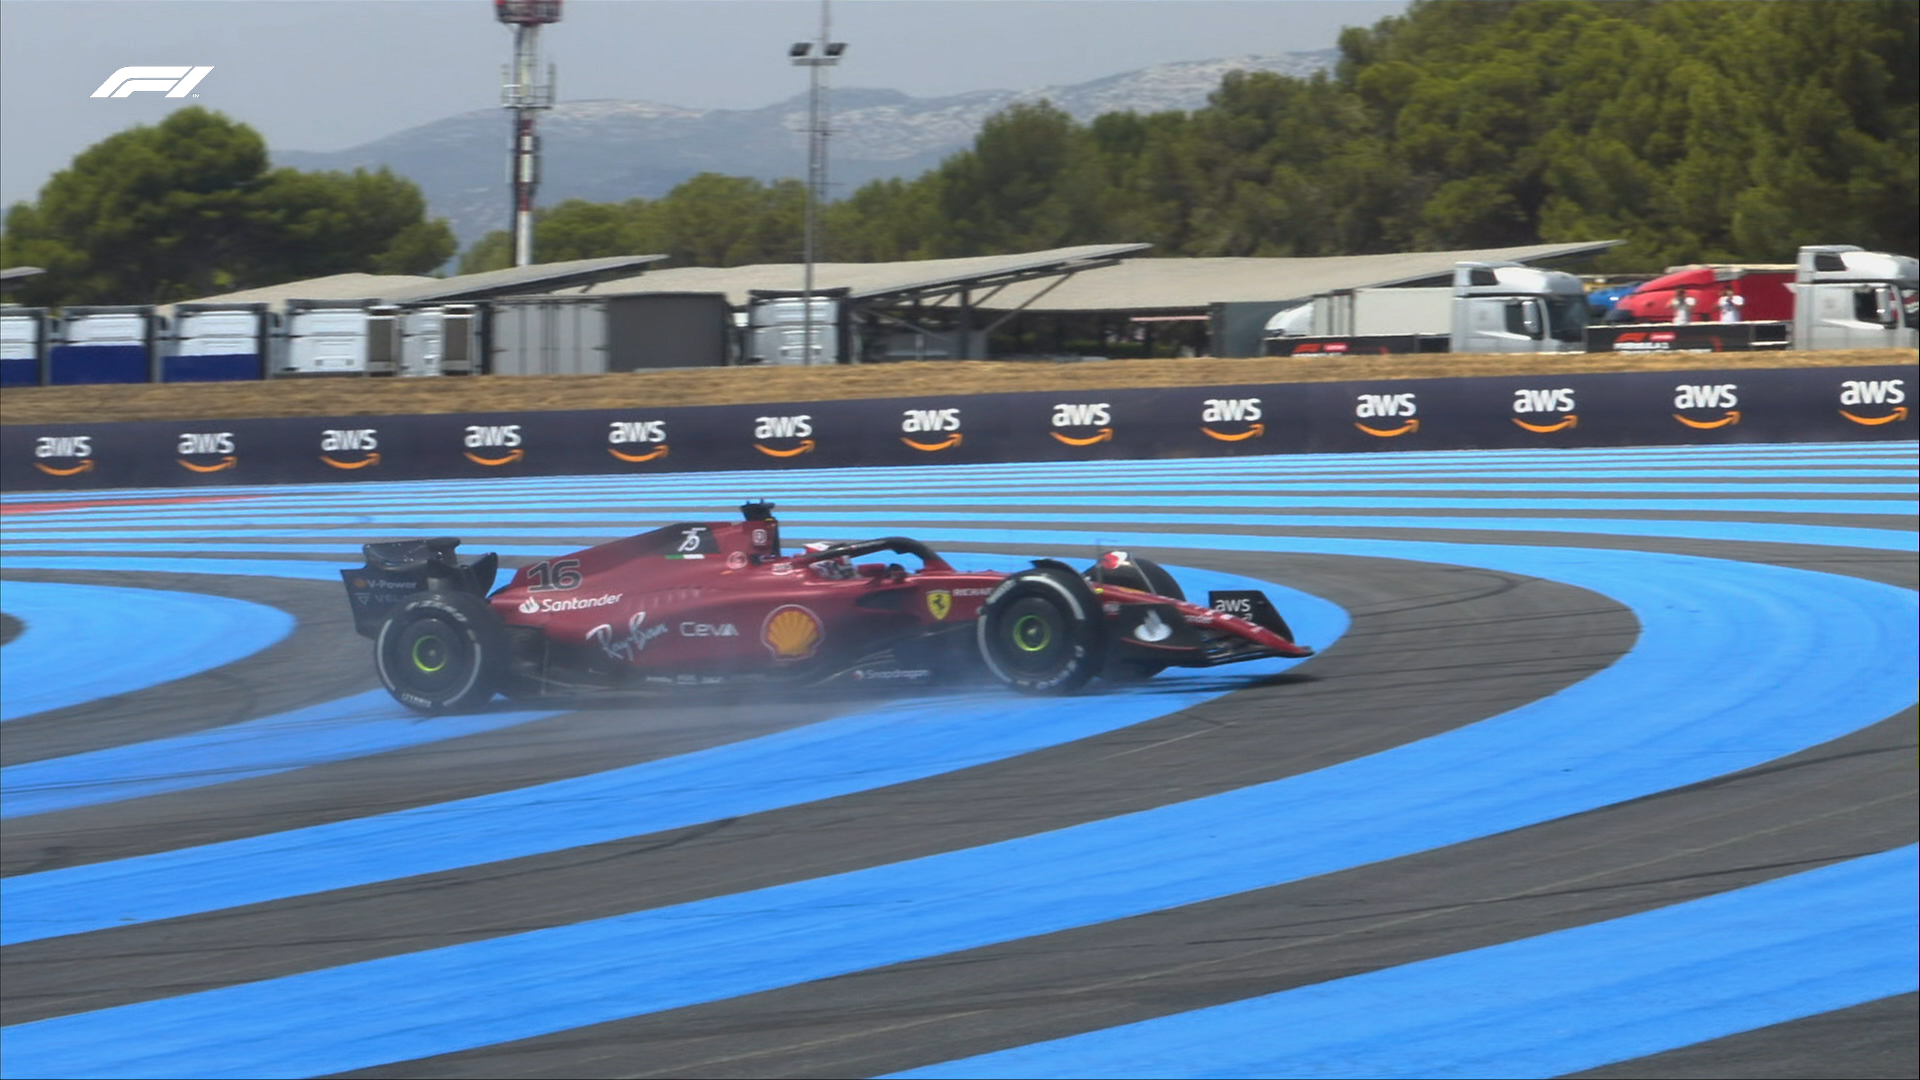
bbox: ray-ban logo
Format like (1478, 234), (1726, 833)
(92, 67), (213, 98)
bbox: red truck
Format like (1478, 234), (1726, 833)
(1610, 264), (1795, 323)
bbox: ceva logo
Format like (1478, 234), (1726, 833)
(177, 431), (238, 472)
(754, 415), (815, 457)
(608, 419), (669, 462)
(1672, 384), (1741, 429)
(1354, 392), (1419, 437)
(1201, 398), (1264, 441)
(1839, 379), (1908, 425)
(1512, 388), (1578, 433)
(1051, 402), (1113, 446)
(464, 424), (524, 466)
(33, 435), (94, 476)
(320, 428), (381, 469)
(92, 67), (212, 98)
(901, 408), (962, 451)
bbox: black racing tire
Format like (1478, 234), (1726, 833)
(977, 566), (1106, 694)
(1086, 554), (1185, 601)
(374, 590), (506, 714)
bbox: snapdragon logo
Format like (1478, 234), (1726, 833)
(92, 67), (212, 98)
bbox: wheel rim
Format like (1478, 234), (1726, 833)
(412, 635), (449, 673)
(994, 595), (1071, 675)
(386, 615), (471, 696)
(1012, 613), (1052, 652)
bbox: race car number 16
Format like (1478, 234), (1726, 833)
(526, 558), (583, 592)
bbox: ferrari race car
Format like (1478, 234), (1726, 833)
(342, 502), (1313, 713)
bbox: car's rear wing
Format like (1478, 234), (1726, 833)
(340, 537), (499, 639)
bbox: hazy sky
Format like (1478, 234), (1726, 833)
(0, 0), (1408, 208)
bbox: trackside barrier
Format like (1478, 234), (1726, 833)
(3, 364), (1912, 491)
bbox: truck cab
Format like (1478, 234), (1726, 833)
(1790, 245), (1919, 351)
(1449, 263), (1589, 354)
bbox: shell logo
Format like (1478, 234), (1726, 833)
(762, 604), (824, 660)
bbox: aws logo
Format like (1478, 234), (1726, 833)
(177, 431), (238, 472)
(320, 428), (381, 469)
(608, 419), (669, 463)
(1512, 388), (1578, 433)
(1051, 402), (1113, 446)
(1839, 379), (1908, 426)
(901, 408), (962, 451)
(1672, 384), (1741, 429)
(754, 414), (815, 458)
(1354, 392), (1419, 437)
(464, 424), (524, 466)
(1201, 398), (1264, 441)
(33, 435), (95, 476)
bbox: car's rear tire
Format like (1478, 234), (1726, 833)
(1086, 553), (1185, 601)
(375, 591), (505, 714)
(978, 566), (1105, 694)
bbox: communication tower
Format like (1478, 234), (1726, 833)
(789, 1), (845, 365)
(497, 0), (561, 268)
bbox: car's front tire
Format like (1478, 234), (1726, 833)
(977, 566), (1105, 694)
(375, 591), (506, 714)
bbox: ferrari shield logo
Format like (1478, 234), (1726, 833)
(927, 590), (953, 620)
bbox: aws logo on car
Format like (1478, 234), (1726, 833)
(754, 414), (815, 458)
(901, 408), (962, 451)
(608, 419), (669, 463)
(33, 434), (95, 476)
(1839, 379), (1908, 425)
(463, 424), (524, 466)
(1051, 402), (1113, 446)
(1200, 398), (1263, 441)
(1512, 388), (1578, 433)
(1354, 392), (1419, 437)
(1672, 384), (1740, 429)
(177, 431), (239, 473)
(320, 428), (381, 469)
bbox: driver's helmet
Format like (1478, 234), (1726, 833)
(803, 541), (856, 580)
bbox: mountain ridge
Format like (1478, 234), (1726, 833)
(272, 51), (1338, 249)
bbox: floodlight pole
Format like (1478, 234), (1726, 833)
(790, 2), (843, 365)
(498, 0), (561, 269)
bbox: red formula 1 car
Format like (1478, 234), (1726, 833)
(342, 502), (1313, 714)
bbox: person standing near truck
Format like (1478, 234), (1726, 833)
(1672, 286), (1694, 324)
(1717, 284), (1745, 322)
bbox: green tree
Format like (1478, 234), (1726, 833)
(460, 229), (515, 274)
(923, 101), (1113, 256)
(1, 108), (454, 307)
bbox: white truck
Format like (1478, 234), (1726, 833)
(1265, 262), (1590, 356)
(1269, 246), (1917, 356)
(1787, 244), (1917, 351)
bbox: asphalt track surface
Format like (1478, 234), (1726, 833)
(0, 442), (1914, 1080)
